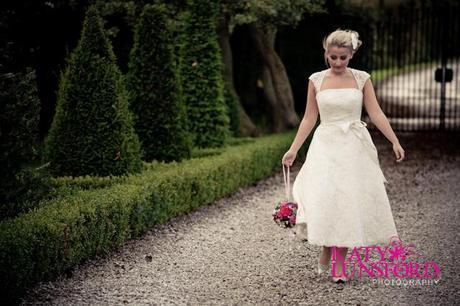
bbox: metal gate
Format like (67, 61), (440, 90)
(364, 2), (460, 131)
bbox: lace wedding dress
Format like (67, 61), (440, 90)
(292, 67), (399, 248)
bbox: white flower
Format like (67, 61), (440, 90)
(351, 33), (358, 50)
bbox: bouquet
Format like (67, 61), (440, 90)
(272, 164), (298, 228)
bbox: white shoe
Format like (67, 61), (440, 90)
(317, 259), (330, 275)
(332, 275), (348, 283)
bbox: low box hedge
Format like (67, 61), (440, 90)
(0, 130), (311, 303)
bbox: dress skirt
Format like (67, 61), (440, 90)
(292, 122), (399, 248)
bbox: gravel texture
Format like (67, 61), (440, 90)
(20, 131), (460, 305)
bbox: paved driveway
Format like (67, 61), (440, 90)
(375, 60), (460, 129)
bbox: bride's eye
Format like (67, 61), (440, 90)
(340, 56), (347, 60)
(330, 56), (337, 60)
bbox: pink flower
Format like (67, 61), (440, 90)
(273, 201), (298, 228)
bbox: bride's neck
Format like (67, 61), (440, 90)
(328, 68), (348, 77)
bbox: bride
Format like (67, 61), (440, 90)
(282, 29), (405, 283)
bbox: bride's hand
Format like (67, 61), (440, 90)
(282, 149), (297, 167)
(392, 142), (405, 162)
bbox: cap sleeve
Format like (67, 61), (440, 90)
(308, 72), (321, 93)
(357, 70), (371, 91)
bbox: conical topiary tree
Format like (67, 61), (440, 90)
(0, 69), (52, 220)
(44, 5), (142, 177)
(126, 3), (192, 163)
(180, 0), (231, 148)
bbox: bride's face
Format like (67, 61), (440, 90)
(325, 46), (353, 72)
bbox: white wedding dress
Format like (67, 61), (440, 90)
(292, 67), (399, 248)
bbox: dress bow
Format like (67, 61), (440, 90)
(332, 119), (388, 184)
(337, 120), (367, 137)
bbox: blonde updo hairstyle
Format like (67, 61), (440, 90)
(322, 29), (362, 67)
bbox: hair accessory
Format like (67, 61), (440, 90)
(350, 32), (358, 50)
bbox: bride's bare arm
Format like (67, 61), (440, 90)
(363, 78), (400, 145)
(289, 80), (319, 152)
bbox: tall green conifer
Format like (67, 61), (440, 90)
(127, 4), (192, 162)
(44, 6), (142, 176)
(180, 0), (231, 148)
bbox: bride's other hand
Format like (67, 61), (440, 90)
(392, 142), (405, 162)
(282, 149), (297, 167)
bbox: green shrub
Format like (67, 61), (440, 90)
(180, 0), (231, 148)
(0, 130), (306, 303)
(43, 5), (142, 177)
(127, 3), (192, 163)
(223, 81), (241, 137)
(0, 70), (52, 220)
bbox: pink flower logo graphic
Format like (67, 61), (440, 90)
(388, 244), (407, 261)
(387, 235), (425, 262)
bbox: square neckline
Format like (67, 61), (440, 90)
(316, 68), (361, 96)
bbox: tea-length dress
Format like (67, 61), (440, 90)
(292, 67), (399, 248)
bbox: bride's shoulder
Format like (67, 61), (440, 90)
(349, 67), (371, 79)
(308, 69), (328, 80)
(349, 68), (372, 90)
(307, 70), (327, 92)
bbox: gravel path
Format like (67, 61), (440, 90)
(20, 131), (460, 305)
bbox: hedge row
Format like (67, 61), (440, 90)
(46, 137), (253, 192)
(0, 130), (310, 304)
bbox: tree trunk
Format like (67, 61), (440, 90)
(217, 15), (260, 137)
(249, 23), (300, 132)
(261, 65), (281, 131)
